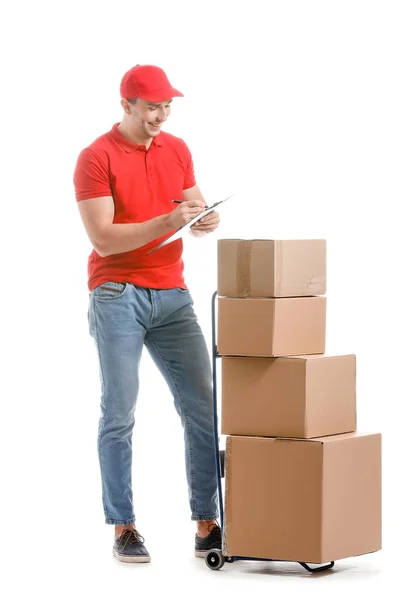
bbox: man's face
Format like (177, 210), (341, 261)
(130, 97), (172, 138)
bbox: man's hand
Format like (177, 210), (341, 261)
(190, 210), (220, 236)
(168, 199), (207, 230)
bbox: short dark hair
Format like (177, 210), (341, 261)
(127, 98), (137, 105)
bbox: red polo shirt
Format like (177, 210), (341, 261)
(73, 123), (196, 291)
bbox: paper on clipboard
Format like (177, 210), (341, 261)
(147, 194), (233, 254)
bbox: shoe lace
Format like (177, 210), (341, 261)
(207, 521), (221, 536)
(119, 528), (145, 550)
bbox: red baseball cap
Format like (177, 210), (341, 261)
(120, 65), (184, 102)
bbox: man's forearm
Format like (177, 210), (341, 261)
(98, 213), (172, 256)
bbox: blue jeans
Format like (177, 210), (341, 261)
(88, 282), (219, 525)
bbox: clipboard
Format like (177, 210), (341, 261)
(147, 194), (233, 254)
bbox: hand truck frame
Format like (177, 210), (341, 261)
(206, 291), (334, 573)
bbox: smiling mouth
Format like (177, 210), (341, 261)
(149, 122), (161, 128)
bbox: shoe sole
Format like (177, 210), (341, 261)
(195, 549), (222, 558)
(113, 549), (151, 563)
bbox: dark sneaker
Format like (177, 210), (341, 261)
(195, 523), (222, 558)
(113, 528), (151, 563)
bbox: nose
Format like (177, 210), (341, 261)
(158, 107), (168, 122)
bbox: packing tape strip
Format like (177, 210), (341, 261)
(236, 240), (252, 297)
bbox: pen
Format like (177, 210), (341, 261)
(172, 200), (209, 209)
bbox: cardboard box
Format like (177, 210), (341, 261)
(224, 432), (382, 563)
(221, 354), (356, 438)
(217, 296), (326, 356)
(217, 239), (326, 298)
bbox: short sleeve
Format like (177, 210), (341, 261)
(73, 148), (112, 202)
(182, 142), (196, 190)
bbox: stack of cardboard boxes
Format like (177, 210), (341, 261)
(217, 239), (382, 564)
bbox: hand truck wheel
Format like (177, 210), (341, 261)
(205, 549), (225, 570)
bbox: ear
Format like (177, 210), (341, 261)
(120, 98), (131, 115)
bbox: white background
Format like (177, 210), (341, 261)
(1, 0), (419, 597)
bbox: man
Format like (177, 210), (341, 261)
(73, 64), (221, 563)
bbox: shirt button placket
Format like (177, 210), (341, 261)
(146, 154), (154, 182)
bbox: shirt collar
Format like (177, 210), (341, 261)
(109, 122), (164, 153)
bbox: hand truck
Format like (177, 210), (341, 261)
(206, 291), (334, 573)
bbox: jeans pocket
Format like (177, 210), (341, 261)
(93, 282), (128, 300)
(177, 287), (190, 293)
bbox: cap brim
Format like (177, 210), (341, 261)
(140, 87), (184, 102)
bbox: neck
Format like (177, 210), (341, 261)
(118, 120), (153, 149)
